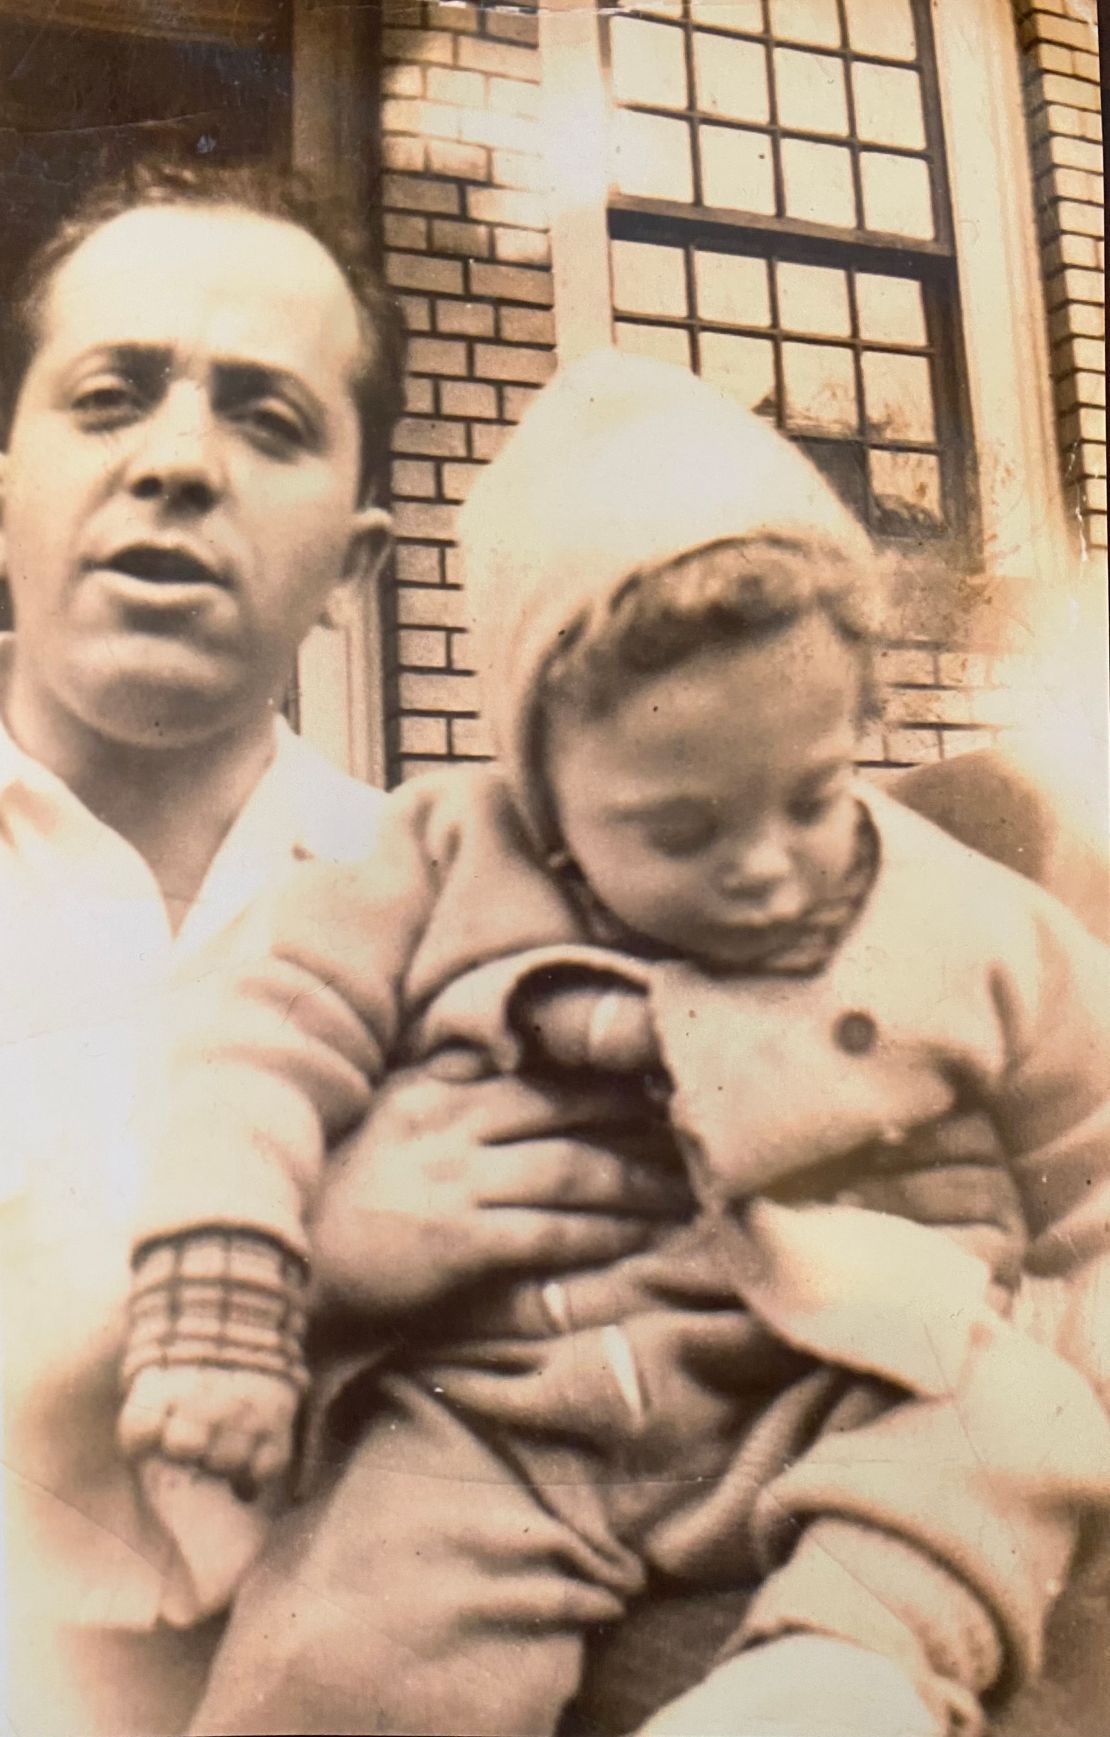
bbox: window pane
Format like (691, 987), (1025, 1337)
(616, 321), (693, 369)
(801, 439), (868, 519)
(843, 0), (917, 63)
(852, 63), (926, 151)
(783, 341), (858, 435)
(781, 139), (855, 227)
(611, 16), (688, 111)
(695, 250), (772, 326)
(855, 272), (927, 346)
(870, 449), (943, 535)
(774, 48), (848, 137)
(768, 0), (840, 48)
(611, 239), (689, 317)
(690, 0), (764, 34)
(700, 125), (776, 213)
(613, 110), (694, 201)
(694, 33), (770, 124)
(862, 350), (935, 442)
(699, 330), (776, 412)
(860, 151), (933, 238)
(776, 261), (851, 336)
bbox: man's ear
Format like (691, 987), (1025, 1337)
(321, 505), (392, 630)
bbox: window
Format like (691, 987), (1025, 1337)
(600, 0), (978, 557)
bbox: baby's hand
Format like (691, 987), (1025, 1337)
(119, 1363), (300, 1494)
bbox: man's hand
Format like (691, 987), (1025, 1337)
(634, 1637), (946, 1737)
(309, 1065), (692, 1316)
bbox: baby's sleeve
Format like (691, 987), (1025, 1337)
(132, 783), (445, 1265)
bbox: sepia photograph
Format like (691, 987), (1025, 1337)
(0, 2), (1106, 1735)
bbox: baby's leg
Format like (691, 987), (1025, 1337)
(190, 1375), (640, 1737)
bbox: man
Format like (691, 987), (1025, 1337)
(0, 160), (675, 1737)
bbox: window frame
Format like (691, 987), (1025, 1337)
(540, 0), (1069, 642)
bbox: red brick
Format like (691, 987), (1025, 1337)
(1060, 406), (1108, 445)
(501, 383), (540, 422)
(1044, 233), (1101, 272)
(1074, 50), (1101, 83)
(407, 335), (471, 377)
(391, 458), (437, 498)
(884, 687), (973, 727)
(1042, 164), (1105, 203)
(382, 173), (461, 215)
(443, 545), (464, 587)
(425, 0), (480, 31)
(1035, 133), (1104, 174)
(878, 646), (938, 685)
(396, 584), (469, 628)
(438, 378), (499, 419)
(398, 295), (432, 332)
(1057, 199), (1105, 238)
(398, 757), (449, 780)
(487, 76), (542, 121)
(435, 299), (496, 337)
(399, 627), (450, 668)
(394, 544), (443, 586)
(936, 651), (992, 687)
(455, 35), (538, 81)
(449, 715), (494, 757)
(1044, 265), (1105, 305)
(1037, 73), (1102, 111)
(474, 342), (556, 384)
(883, 726), (943, 764)
(398, 716), (449, 757)
(383, 63), (424, 98)
(386, 251), (465, 294)
(441, 461), (484, 501)
(384, 213), (428, 251)
(1053, 334), (1105, 374)
(468, 421), (511, 462)
(491, 150), (549, 193)
(382, 136), (426, 173)
(1076, 440), (1107, 478)
(430, 218), (492, 258)
(493, 226), (551, 265)
(467, 185), (547, 229)
(398, 670), (478, 712)
(394, 416), (469, 457)
(426, 140), (490, 181)
(1054, 369), (1107, 412)
(382, 98), (461, 141)
(1028, 39), (1080, 75)
(1020, 10), (1097, 51)
(449, 628), (477, 671)
(468, 261), (554, 304)
(1082, 477), (1107, 512)
(458, 110), (538, 153)
(484, 9), (539, 46)
(404, 376), (435, 414)
(391, 500), (458, 540)
(426, 67), (486, 107)
(497, 305), (555, 345)
(381, 26), (454, 64)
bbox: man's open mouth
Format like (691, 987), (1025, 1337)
(100, 544), (225, 588)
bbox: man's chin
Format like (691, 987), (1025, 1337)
(69, 646), (265, 752)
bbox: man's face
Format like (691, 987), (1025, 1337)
(1, 203), (387, 752)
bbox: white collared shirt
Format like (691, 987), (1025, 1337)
(0, 643), (385, 1643)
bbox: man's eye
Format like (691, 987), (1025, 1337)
(790, 791), (837, 826)
(239, 403), (307, 452)
(72, 381), (142, 423)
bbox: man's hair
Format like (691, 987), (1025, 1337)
(541, 533), (884, 722)
(1, 157), (407, 499)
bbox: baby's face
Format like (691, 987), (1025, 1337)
(545, 611), (863, 969)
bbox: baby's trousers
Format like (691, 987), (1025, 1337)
(189, 1305), (847, 1737)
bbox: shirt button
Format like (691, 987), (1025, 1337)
(834, 1011), (877, 1056)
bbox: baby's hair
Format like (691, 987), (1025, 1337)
(541, 533), (884, 723)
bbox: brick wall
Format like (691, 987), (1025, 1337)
(373, 0), (1087, 790)
(379, 0), (554, 781)
(1014, 0), (1106, 557)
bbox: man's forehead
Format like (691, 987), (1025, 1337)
(38, 203), (363, 377)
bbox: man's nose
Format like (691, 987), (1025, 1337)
(124, 383), (224, 512)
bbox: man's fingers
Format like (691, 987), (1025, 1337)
(473, 1208), (660, 1273)
(479, 1139), (692, 1218)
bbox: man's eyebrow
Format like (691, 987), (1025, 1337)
(213, 360), (327, 423)
(74, 342), (171, 378)
(606, 794), (718, 822)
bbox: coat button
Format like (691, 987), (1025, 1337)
(834, 1010), (877, 1055)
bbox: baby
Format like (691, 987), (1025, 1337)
(123, 353), (1110, 1737)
